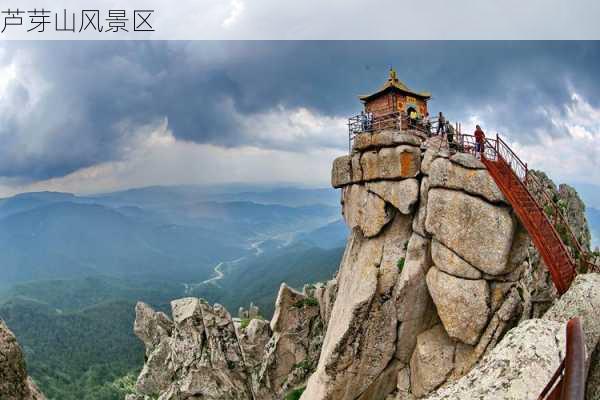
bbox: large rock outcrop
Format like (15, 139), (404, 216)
(303, 132), (533, 400)
(135, 298), (253, 400)
(425, 267), (490, 345)
(424, 272), (600, 399)
(425, 188), (515, 276)
(424, 319), (566, 400)
(302, 226), (399, 400)
(254, 284), (324, 399)
(0, 320), (45, 400)
(314, 130), (597, 400)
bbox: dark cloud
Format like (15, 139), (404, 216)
(0, 41), (599, 181)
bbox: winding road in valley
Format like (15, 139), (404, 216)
(200, 262), (225, 285)
(182, 237), (267, 295)
(182, 228), (313, 295)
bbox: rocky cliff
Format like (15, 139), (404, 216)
(0, 319), (45, 400)
(304, 132), (535, 399)
(129, 129), (599, 400)
(128, 283), (331, 400)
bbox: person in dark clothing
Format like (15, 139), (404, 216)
(360, 111), (367, 131)
(436, 112), (446, 135)
(446, 123), (455, 149)
(366, 112), (373, 131)
(474, 125), (486, 158)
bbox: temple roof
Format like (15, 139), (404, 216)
(359, 68), (431, 102)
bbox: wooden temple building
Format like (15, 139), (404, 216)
(348, 68), (432, 138)
(359, 68), (431, 119)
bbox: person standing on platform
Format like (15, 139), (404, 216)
(436, 112), (446, 136)
(474, 124), (486, 159)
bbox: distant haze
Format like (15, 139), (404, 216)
(0, 184), (344, 285)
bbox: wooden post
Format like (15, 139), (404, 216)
(348, 122), (351, 154)
(496, 133), (500, 157)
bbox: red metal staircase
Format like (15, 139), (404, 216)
(453, 134), (594, 294)
(454, 134), (592, 398)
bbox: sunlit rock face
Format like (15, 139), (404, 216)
(425, 188), (515, 276)
(425, 267), (490, 346)
(424, 319), (566, 400)
(424, 274), (600, 399)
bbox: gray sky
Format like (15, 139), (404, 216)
(0, 41), (599, 200)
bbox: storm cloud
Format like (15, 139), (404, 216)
(0, 41), (599, 185)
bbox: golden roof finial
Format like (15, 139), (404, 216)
(389, 67), (398, 82)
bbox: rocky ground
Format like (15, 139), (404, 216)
(126, 129), (599, 400)
(0, 319), (45, 400)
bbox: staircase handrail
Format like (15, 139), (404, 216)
(538, 317), (586, 400)
(452, 132), (593, 276)
(492, 135), (592, 273)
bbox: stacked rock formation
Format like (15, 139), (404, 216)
(302, 131), (534, 399)
(0, 319), (45, 400)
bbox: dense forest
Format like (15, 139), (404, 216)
(0, 296), (143, 399)
(0, 242), (344, 399)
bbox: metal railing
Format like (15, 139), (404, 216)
(538, 318), (585, 400)
(493, 135), (594, 273)
(449, 133), (595, 274)
(347, 111), (444, 152)
(348, 112), (403, 151)
(348, 112), (402, 135)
